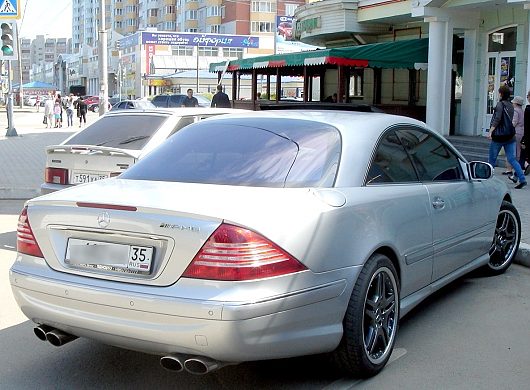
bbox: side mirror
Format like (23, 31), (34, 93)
(469, 161), (493, 180)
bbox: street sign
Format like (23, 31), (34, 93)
(0, 0), (18, 20)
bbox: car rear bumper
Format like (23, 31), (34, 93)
(40, 182), (72, 194)
(10, 263), (357, 362)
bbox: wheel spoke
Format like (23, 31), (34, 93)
(365, 326), (377, 353)
(499, 213), (509, 233)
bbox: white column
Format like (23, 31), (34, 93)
(426, 19), (453, 135)
(460, 29), (478, 136)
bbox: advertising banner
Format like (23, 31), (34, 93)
(142, 32), (259, 48)
(276, 15), (320, 54)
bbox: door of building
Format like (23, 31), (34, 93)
(483, 27), (517, 133)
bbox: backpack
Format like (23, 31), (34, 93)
(492, 102), (516, 142)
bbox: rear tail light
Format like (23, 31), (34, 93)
(17, 207), (44, 258)
(45, 167), (68, 184)
(182, 223), (307, 281)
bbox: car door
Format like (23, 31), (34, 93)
(365, 129), (433, 297)
(396, 126), (492, 281)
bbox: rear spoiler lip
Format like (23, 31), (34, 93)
(45, 144), (140, 159)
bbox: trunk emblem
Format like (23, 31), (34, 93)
(97, 212), (110, 228)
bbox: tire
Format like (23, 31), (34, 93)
(93, 106), (99, 113)
(331, 253), (399, 377)
(485, 200), (521, 275)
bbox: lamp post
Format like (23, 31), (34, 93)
(98, 0), (108, 115)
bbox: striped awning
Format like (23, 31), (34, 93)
(210, 38), (429, 73)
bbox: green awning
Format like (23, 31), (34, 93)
(210, 38), (429, 73)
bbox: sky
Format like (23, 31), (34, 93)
(17, 0), (72, 39)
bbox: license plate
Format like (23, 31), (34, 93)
(71, 171), (109, 184)
(65, 238), (154, 274)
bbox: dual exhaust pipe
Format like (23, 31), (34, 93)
(34, 325), (223, 374)
(160, 354), (226, 375)
(34, 325), (78, 347)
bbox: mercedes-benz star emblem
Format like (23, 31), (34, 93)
(97, 212), (110, 228)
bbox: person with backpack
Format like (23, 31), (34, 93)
(488, 85), (527, 189)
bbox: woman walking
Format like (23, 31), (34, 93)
(488, 85), (527, 189)
(502, 95), (525, 179)
(77, 96), (87, 127)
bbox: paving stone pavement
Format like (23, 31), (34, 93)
(0, 111), (528, 264)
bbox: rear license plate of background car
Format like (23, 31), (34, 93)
(71, 171), (109, 184)
(65, 238), (153, 272)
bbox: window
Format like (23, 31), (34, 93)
(65, 114), (169, 150)
(210, 25), (220, 34)
(251, 21), (273, 33)
(198, 47), (219, 56)
(186, 10), (198, 19)
(366, 130), (418, 184)
(397, 128), (464, 182)
(285, 3), (298, 16)
(349, 69), (364, 97)
(121, 119), (341, 188)
(148, 9), (158, 17)
(223, 47), (243, 59)
(251, 1), (275, 13)
(207, 6), (220, 17)
(172, 46), (194, 56)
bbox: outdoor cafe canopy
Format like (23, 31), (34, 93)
(210, 38), (429, 74)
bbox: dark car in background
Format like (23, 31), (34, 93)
(151, 94), (211, 108)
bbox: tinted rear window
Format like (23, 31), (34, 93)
(121, 118), (341, 187)
(65, 114), (169, 149)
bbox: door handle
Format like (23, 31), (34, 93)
(432, 197), (445, 209)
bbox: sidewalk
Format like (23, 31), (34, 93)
(0, 114), (529, 265)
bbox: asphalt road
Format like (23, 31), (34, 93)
(2, 200), (530, 389)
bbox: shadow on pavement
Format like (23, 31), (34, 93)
(0, 231), (16, 252)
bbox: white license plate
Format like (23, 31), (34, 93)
(65, 238), (154, 273)
(71, 171), (109, 184)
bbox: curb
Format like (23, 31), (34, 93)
(515, 243), (530, 268)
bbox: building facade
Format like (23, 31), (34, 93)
(294, 0), (530, 137)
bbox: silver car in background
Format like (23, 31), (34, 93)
(11, 110), (520, 377)
(41, 107), (244, 194)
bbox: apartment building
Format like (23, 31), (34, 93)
(14, 35), (71, 87)
(68, 0), (308, 97)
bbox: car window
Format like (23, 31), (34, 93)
(151, 96), (168, 107)
(65, 114), (169, 150)
(117, 102), (126, 109)
(397, 127), (464, 182)
(366, 130), (419, 184)
(121, 118), (341, 188)
(169, 95), (185, 107)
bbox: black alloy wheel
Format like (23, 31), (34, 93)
(487, 200), (520, 275)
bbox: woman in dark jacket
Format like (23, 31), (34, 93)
(521, 90), (530, 175)
(488, 85), (527, 189)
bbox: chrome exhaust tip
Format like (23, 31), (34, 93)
(160, 355), (184, 372)
(184, 357), (222, 375)
(45, 329), (78, 347)
(34, 325), (54, 341)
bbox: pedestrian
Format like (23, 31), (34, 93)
(35, 95), (40, 112)
(44, 97), (54, 128)
(521, 90), (530, 175)
(210, 84), (231, 108)
(53, 100), (62, 128)
(77, 96), (87, 127)
(488, 85), (527, 189)
(65, 94), (74, 127)
(181, 88), (199, 107)
(502, 95), (525, 179)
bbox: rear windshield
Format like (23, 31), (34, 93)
(64, 114), (168, 149)
(121, 118), (341, 187)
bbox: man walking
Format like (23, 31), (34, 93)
(211, 84), (231, 108)
(181, 88), (199, 107)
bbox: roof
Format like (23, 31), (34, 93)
(14, 81), (57, 90)
(210, 38), (429, 73)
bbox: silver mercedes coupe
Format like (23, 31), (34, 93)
(10, 110), (520, 377)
